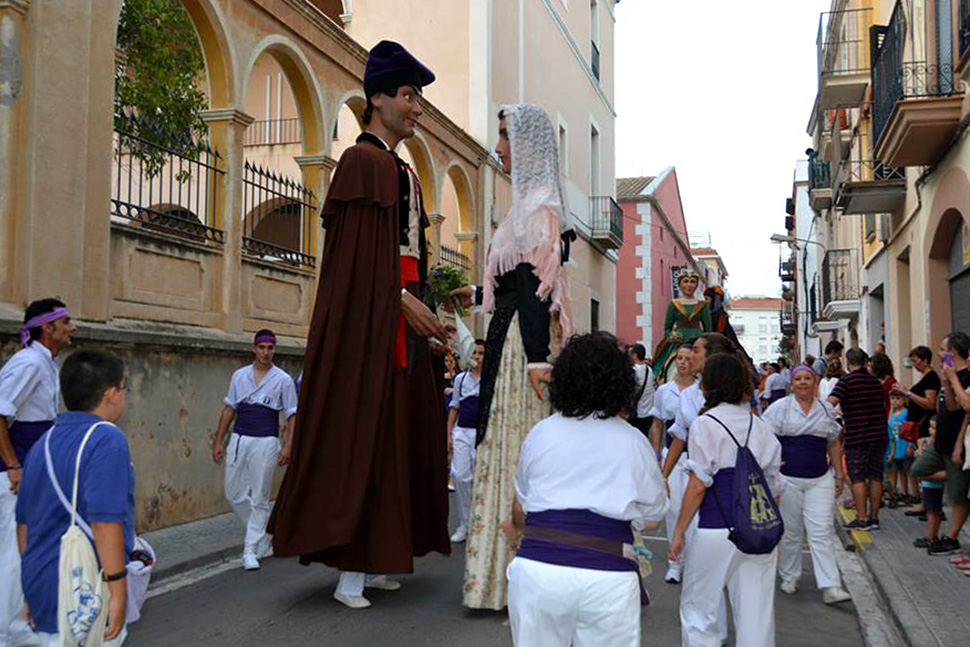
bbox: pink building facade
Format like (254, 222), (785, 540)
(616, 168), (700, 352)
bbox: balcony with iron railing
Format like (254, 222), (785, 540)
(808, 157), (833, 211)
(872, 0), (962, 167)
(821, 249), (861, 319)
(780, 303), (796, 336)
(440, 244), (472, 271)
(832, 131), (905, 214)
(589, 196), (623, 249)
(816, 6), (873, 111)
(244, 118), (302, 147)
(779, 255), (796, 282)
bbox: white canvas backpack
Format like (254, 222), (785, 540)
(44, 422), (114, 647)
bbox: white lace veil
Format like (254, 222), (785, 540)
(484, 103), (571, 335)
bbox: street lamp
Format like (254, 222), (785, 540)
(769, 233), (826, 251)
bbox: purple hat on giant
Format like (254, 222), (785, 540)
(364, 40), (435, 99)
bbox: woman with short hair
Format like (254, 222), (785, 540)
(893, 345), (940, 510)
(670, 353), (784, 647)
(504, 332), (666, 647)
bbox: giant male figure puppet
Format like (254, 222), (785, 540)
(269, 41), (451, 609)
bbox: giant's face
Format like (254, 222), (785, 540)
(373, 85), (423, 140)
(679, 276), (698, 297)
(496, 117), (512, 175)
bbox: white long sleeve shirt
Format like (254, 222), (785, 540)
(0, 342), (60, 423)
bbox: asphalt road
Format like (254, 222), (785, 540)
(129, 533), (866, 646)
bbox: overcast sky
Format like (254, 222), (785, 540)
(615, 0), (831, 297)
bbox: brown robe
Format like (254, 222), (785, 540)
(268, 137), (451, 573)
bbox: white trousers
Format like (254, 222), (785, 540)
(664, 451), (692, 567)
(1, 472), (37, 647)
(224, 434), (279, 553)
(778, 472), (841, 589)
(507, 557), (640, 647)
(450, 426), (476, 531)
(681, 528), (778, 647)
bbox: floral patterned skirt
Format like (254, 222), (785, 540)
(461, 313), (552, 609)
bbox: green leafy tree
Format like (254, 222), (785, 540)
(115, 0), (208, 175)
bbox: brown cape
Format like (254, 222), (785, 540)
(268, 140), (451, 573)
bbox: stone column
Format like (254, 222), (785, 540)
(295, 153), (336, 315)
(201, 108), (254, 334)
(428, 213), (445, 266)
(0, 0), (29, 304)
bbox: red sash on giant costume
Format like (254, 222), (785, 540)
(396, 255), (420, 368)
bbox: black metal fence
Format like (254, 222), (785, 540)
(822, 249), (860, 305)
(872, 1), (956, 146)
(836, 156), (905, 188)
(111, 112), (225, 243)
(817, 7), (872, 86)
(242, 162), (316, 268)
(961, 0), (970, 60)
(589, 196), (623, 245)
(808, 158), (831, 190)
(440, 245), (471, 271)
(244, 118), (302, 147)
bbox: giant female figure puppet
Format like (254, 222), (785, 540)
(652, 268), (711, 383)
(452, 104), (572, 610)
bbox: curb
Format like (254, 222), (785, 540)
(148, 542), (245, 590)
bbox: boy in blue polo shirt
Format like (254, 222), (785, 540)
(16, 350), (134, 646)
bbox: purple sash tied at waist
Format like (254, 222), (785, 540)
(778, 435), (830, 479)
(456, 395), (480, 429)
(769, 389), (787, 404)
(234, 403), (280, 438)
(518, 509), (635, 573)
(698, 469), (736, 529)
(1, 420), (54, 472)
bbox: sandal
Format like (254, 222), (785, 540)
(948, 553), (970, 565)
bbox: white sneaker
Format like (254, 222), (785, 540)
(822, 586), (851, 604)
(664, 564), (682, 584)
(364, 576), (401, 591)
(450, 526), (468, 543)
(242, 552), (260, 571)
(780, 579), (797, 594)
(334, 592), (371, 609)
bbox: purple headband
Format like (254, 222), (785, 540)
(254, 333), (276, 345)
(791, 365), (815, 378)
(21, 307), (69, 348)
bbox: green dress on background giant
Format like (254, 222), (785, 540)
(652, 269), (711, 383)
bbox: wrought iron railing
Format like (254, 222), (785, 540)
(779, 256), (796, 280)
(242, 162), (316, 268)
(822, 249), (861, 305)
(872, 1), (956, 146)
(111, 112), (225, 243)
(591, 41), (601, 81)
(780, 303), (796, 335)
(808, 158), (831, 190)
(961, 0), (970, 60)
(244, 118), (302, 147)
(834, 155), (904, 191)
(817, 7), (873, 90)
(589, 196), (623, 245)
(440, 245), (471, 271)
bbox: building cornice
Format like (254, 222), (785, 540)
(295, 154), (338, 170)
(200, 108), (255, 128)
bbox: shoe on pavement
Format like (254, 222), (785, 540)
(822, 587), (851, 605)
(364, 576), (402, 591)
(242, 552), (260, 571)
(928, 536), (962, 556)
(334, 593), (371, 609)
(450, 526), (468, 543)
(948, 552), (970, 565)
(844, 518), (869, 531)
(780, 579), (797, 595)
(866, 517), (880, 530)
(913, 536), (938, 548)
(664, 566), (682, 584)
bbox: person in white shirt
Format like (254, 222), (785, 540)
(447, 340), (485, 543)
(649, 343), (695, 583)
(0, 298), (75, 647)
(670, 353), (784, 647)
(503, 332), (667, 647)
(762, 362), (787, 409)
(212, 330), (297, 572)
(627, 343), (655, 438)
(762, 366), (851, 605)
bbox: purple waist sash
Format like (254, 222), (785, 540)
(456, 395), (480, 428)
(517, 509), (635, 573)
(234, 403), (280, 437)
(2, 420), (54, 472)
(769, 389), (787, 404)
(698, 469), (735, 529)
(778, 435), (829, 478)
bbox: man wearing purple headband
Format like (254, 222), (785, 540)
(0, 297), (75, 645)
(212, 329), (297, 572)
(268, 40), (451, 610)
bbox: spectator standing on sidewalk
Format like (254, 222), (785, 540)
(910, 332), (970, 557)
(447, 340), (485, 543)
(828, 348), (888, 531)
(212, 330), (297, 571)
(913, 417), (945, 550)
(869, 353), (897, 418)
(885, 392), (913, 507)
(628, 343), (656, 439)
(893, 345), (939, 508)
(818, 359), (844, 402)
(813, 340), (844, 378)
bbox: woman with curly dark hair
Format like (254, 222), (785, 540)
(670, 353), (784, 647)
(502, 332), (666, 647)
